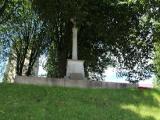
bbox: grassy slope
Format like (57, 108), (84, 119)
(0, 84), (160, 120)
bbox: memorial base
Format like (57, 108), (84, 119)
(66, 59), (85, 80)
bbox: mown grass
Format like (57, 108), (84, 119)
(0, 84), (160, 120)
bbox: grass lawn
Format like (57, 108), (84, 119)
(0, 84), (160, 120)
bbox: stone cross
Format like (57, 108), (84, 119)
(66, 18), (85, 80)
(71, 18), (78, 60)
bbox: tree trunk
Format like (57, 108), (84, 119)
(56, 21), (72, 78)
(57, 48), (67, 77)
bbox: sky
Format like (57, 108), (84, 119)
(0, 55), (154, 88)
(104, 67), (154, 87)
(0, 62), (6, 82)
(37, 55), (154, 87)
(104, 67), (128, 83)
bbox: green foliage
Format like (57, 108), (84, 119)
(33, 0), (155, 81)
(0, 0), (14, 24)
(0, 0), (159, 81)
(0, 0), (51, 76)
(152, 1), (160, 86)
(154, 43), (160, 86)
(0, 84), (160, 120)
(46, 42), (60, 78)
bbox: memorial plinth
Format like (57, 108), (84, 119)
(66, 59), (85, 80)
(66, 19), (85, 80)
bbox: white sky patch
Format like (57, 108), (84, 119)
(0, 60), (7, 82)
(104, 67), (154, 87)
(138, 77), (154, 88)
(0, 77), (2, 82)
(0, 55), (154, 87)
(37, 58), (154, 87)
(104, 67), (129, 83)
(38, 55), (47, 77)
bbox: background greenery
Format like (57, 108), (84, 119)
(0, 0), (160, 83)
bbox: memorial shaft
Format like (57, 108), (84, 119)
(72, 26), (78, 60)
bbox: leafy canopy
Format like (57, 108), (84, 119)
(32, 0), (156, 82)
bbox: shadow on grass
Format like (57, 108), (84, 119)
(0, 84), (159, 120)
(59, 88), (160, 120)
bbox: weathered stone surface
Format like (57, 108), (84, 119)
(66, 59), (85, 79)
(70, 73), (84, 80)
(47, 78), (65, 87)
(15, 76), (47, 85)
(102, 82), (117, 88)
(87, 80), (102, 88)
(15, 76), (138, 89)
(72, 25), (78, 60)
(64, 79), (87, 88)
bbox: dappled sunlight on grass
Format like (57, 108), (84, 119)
(121, 104), (160, 120)
(152, 92), (160, 104)
(0, 84), (160, 120)
(120, 89), (160, 120)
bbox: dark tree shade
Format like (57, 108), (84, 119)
(32, 0), (154, 82)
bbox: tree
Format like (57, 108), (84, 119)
(152, 0), (160, 86)
(0, 0), (8, 16)
(33, 0), (155, 82)
(0, 0), (14, 24)
(154, 42), (160, 85)
(0, 0), (51, 82)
